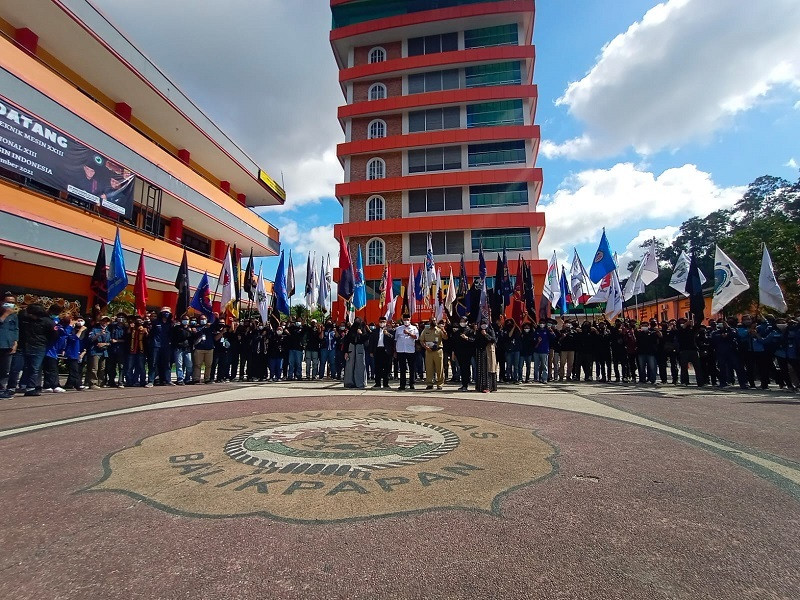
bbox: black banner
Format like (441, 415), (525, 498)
(0, 97), (135, 219)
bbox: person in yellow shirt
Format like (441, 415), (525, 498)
(419, 317), (448, 390)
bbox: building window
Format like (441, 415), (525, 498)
(368, 119), (387, 139)
(409, 232), (464, 256)
(408, 187), (462, 213)
(470, 183), (529, 208)
(368, 83), (387, 101)
(182, 228), (212, 256)
(465, 61), (522, 88)
(367, 195), (385, 220)
(407, 69), (459, 94)
(468, 141), (526, 167)
(366, 158), (386, 180)
(408, 146), (461, 173)
(368, 47), (386, 64)
(367, 238), (385, 265)
(464, 23), (519, 49)
(408, 32), (458, 56)
(408, 107), (460, 133)
(471, 228), (531, 252)
(467, 100), (524, 128)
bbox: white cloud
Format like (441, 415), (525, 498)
(616, 226), (679, 275)
(272, 219), (340, 302)
(547, 0), (800, 159)
(785, 158), (799, 169)
(539, 162), (743, 258)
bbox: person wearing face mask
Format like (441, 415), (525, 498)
(519, 322), (536, 383)
(449, 317), (474, 392)
(64, 315), (86, 391)
(42, 306), (67, 393)
(474, 320), (497, 393)
(558, 322), (577, 382)
(698, 322), (717, 387)
(533, 321), (554, 384)
(710, 318), (747, 389)
(105, 313), (128, 388)
(0, 292), (20, 398)
(126, 317), (147, 387)
(394, 314), (419, 391)
(305, 319), (323, 381)
(171, 315), (194, 385)
(499, 319), (521, 385)
(368, 316), (395, 388)
(320, 321), (336, 380)
(419, 317), (448, 390)
(285, 318), (307, 382)
(343, 317), (370, 389)
(266, 325), (286, 382)
(146, 307), (174, 387)
(766, 319), (798, 391)
(634, 320), (662, 385)
(676, 317), (705, 386)
(86, 316), (112, 390)
(610, 319), (627, 383)
(334, 323), (347, 380)
(192, 316), (220, 384)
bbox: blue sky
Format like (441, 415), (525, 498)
(94, 0), (800, 290)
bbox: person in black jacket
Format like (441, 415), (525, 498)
(367, 316), (395, 388)
(171, 315), (194, 385)
(676, 317), (705, 386)
(19, 303), (57, 396)
(450, 318), (475, 391)
(343, 317), (370, 389)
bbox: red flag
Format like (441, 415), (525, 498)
(511, 255), (526, 325)
(134, 249), (148, 316)
(337, 234), (354, 300)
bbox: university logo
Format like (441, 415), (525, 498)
(593, 250), (604, 264)
(88, 410), (556, 523)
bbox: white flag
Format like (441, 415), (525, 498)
(569, 250), (586, 304)
(605, 271), (624, 320)
(408, 264), (417, 318)
(434, 268), (443, 321)
(542, 251), (561, 309)
(759, 244), (787, 313)
(712, 245), (750, 314)
(586, 252), (617, 304)
(445, 266), (457, 312)
(324, 253), (333, 312)
(640, 240), (659, 286)
(622, 259), (646, 301)
(218, 245), (236, 312)
(669, 251), (707, 297)
(256, 267), (270, 324)
(309, 253), (319, 312)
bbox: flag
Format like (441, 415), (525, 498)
(640, 240), (659, 286)
(425, 232), (436, 296)
(401, 281), (410, 317)
(243, 248), (256, 302)
(522, 260), (536, 322)
(686, 253), (705, 324)
(190, 271), (215, 322)
(133, 249), (147, 317)
(414, 267), (423, 302)
(569, 250), (587, 305)
(310, 253), (319, 312)
(491, 254), (504, 320)
(670, 250), (707, 296)
(337, 236), (354, 301)
(407, 265), (417, 317)
(318, 258), (328, 314)
(287, 249), (296, 299)
(175, 248), (190, 317)
(445, 266), (457, 313)
(501, 246), (513, 307)
(478, 243), (487, 279)
(90, 239), (108, 309)
(478, 274), (491, 325)
(435, 268), (444, 321)
(586, 271), (613, 304)
(622, 259), (646, 301)
(384, 262), (396, 320)
(455, 255), (469, 318)
(542, 251), (561, 309)
(353, 245), (366, 311)
(558, 267), (569, 314)
(379, 262), (390, 310)
(759, 244), (787, 313)
(589, 229), (616, 283)
(324, 253), (333, 310)
(256, 267), (270, 323)
(218, 244), (236, 318)
(230, 244), (241, 318)
(605, 271), (624, 320)
(511, 256), (526, 325)
(273, 250), (290, 315)
(107, 228), (128, 304)
(304, 252), (313, 306)
(712, 245), (750, 314)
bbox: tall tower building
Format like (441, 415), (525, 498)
(331, 0), (545, 321)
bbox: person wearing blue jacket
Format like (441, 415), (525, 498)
(768, 319), (799, 392)
(86, 316), (111, 389)
(533, 322), (554, 384)
(147, 307), (174, 387)
(0, 291), (19, 398)
(64, 318), (86, 391)
(42, 312), (67, 393)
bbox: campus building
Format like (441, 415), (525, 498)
(331, 0), (545, 321)
(0, 0), (283, 315)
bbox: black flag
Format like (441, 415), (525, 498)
(686, 252), (705, 325)
(175, 248), (190, 317)
(90, 240), (108, 309)
(243, 248), (256, 302)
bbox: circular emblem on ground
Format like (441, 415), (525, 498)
(88, 409), (556, 523)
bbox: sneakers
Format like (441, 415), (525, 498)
(53, 387), (66, 393)
(144, 383), (154, 388)
(43, 388), (54, 393)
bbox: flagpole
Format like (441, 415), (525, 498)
(210, 244), (229, 305)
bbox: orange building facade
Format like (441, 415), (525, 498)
(330, 0), (546, 322)
(0, 0), (283, 315)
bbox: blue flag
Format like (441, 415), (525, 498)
(501, 246), (513, 307)
(107, 228), (128, 303)
(589, 229), (616, 283)
(478, 244), (487, 280)
(353, 245), (367, 310)
(558, 267), (569, 314)
(414, 267), (423, 302)
(274, 250), (290, 315)
(190, 271), (215, 322)
(456, 254), (469, 318)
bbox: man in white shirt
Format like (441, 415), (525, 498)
(394, 314), (418, 390)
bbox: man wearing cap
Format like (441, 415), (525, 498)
(419, 317), (448, 390)
(146, 307), (174, 387)
(368, 316), (395, 388)
(394, 314), (418, 390)
(87, 316), (111, 389)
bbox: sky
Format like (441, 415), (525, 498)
(91, 0), (800, 292)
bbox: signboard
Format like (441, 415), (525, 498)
(257, 168), (286, 201)
(0, 97), (135, 219)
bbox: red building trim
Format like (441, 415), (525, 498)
(335, 211), (545, 238)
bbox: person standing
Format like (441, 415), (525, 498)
(126, 316), (147, 387)
(711, 318), (747, 389)
(192, 317), (218, 384)
(0, 292), (20, 398)
(343, 317), (369, 389)
(267, 325), (286, 381)
(286, 318), (307, 381)
(305, 319), (322, 380)
(635, 319), (661, 385)
(558, 322), (577, 382)
(420, 317), (448, 390)
(368, 316), (394, 389)
(450, 318), (474, 392)
(474, 321), (497, 393)
(769, 319), (798, 391)
(42, 313), (67, 393)
(86, 316), (111, 389)
(147, 308), (174, 387)
(171, 316), (194, 385)
(676, 317), (705, 386)
(18, 304), (57, 397)
(319, 321), (336, 379)
(394, 315), (419, 391)
(64, 316), (86, 391)
(106, 313), (128, 388)
(533, 321), (553, 384)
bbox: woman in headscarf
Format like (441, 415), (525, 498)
(474, 320), (497, 393)
(343, 317), (370, 389)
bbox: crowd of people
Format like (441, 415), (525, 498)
(0, 289), (798, 398)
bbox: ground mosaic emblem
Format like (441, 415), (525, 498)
(89, 409), (557, 522)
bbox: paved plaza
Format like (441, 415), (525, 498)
(1, 382), (798, 599)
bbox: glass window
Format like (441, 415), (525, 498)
(367, 195), (385, 220)
(368, 47), (386, 63)
(427, 188), (445, 211)
(368, 119), (387, 139)
(408, 147), (461, 173)
(410, 232), (464, 256)
(445, 187), (462, 210)
(367, 238), (385, 265)
(443, 106), (461, 129)
(407, 69), (459, 94)
(471, 228), (531, 252)
(408, 73), (425, 94)
(368, 83), (387, 100)
(468, 141), (525, 167)
(470, 183), (528, 208)
(464, 23), (518, 49)
(333, 0), (500, 29)
(407, 36), (425, 56)
(408, 187), (462, 213)
(443, 146), (461, 170)
(408, 111), (426, 132)
(182, 228), (212, 256)
(367, 158), (386, 180)
(467, 100), (524, 128)
(408, 32), (458, 56)
(465, 61), (522, 88)
(408, 107), (460, 133)
(408, 150), (426, 174)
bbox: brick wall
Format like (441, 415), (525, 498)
(348, 191), (402, 222)
(353, 77), (401, 103)
(348, 234), (403, 265)
(349, 151), (402, 182)
(351, 114), (402, 141)
(354, 41), (402, 66)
